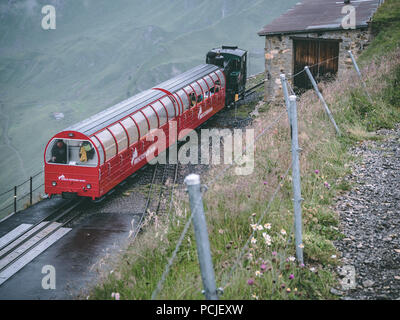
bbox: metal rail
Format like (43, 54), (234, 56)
(131, 162), (179, 241)
(244, 79), (265, 98)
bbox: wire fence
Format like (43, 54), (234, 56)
(0, 170), (45, 220)
(151, 106), (289, 299)
(219, 164), (292, 290)
(287, 55), (340, 81)
(150, 50), (372, 300)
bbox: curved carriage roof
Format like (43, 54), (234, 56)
(66, 64), (220, 137)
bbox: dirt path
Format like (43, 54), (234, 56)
(333, 124), (400, 300)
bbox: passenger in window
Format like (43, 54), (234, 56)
(197, 95), (203, 103)
(215, 80), (221, 93)
(80, 141), (94, 162)
(190, 93), (196, 107)
(51, 139), (67, 164)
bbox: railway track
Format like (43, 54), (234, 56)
(131, 162), (179, 240)
(0, 200), (84, 286)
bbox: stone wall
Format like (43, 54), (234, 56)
(263, 28), (372, 103)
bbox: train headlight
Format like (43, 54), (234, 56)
(52, 181), (57, 186)
(86, 184), (92, 189)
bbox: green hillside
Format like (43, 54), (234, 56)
(0, 0), (298, 197)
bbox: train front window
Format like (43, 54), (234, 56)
(46, 139), (98, 167)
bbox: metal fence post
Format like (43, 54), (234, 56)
(14, 186), (17, 214)
(30, 177), (33, 206)
(280, 74), (293, 139)
(304, 66), (341, 136)
(289, 95), (304, 265)
(347, 50), (373, 103)
(280, 74), (290, 116)
(184, 174), (218, 300)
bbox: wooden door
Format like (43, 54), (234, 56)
(293, 38), (339, 90)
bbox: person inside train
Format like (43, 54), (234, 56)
(79, 141), (95, 162)
(190, 92), (196, 107)
(51, 139), (67, 164)
(215, 80), (220, 93)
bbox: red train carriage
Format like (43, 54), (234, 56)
(44, 47), (247, 200)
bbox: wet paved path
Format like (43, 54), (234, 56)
(0, 195), (139, 299)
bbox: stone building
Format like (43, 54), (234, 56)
(257, 0), (383, 102)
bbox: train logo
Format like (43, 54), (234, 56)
(198, 105), (213, 120)
(130, 148), (138, 166)
(58, 175), (86, 183)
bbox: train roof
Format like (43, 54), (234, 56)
(208, 46), (247, 58)
(66, 64), (220, 136)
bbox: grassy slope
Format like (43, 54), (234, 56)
(0, 0), (298, 203)
(88, 0), (400, 300)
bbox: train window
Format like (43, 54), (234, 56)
(91, 136), (104, 164)
(45, 139), (98, 166)
(189, 92), (196, 107)
(160, 96), (176, 119)
(109, 123), (128, 152)
(121, 117), (139, 145)
(132, 111), (149, 137)
(204, 76), (214, 91)
(177, 90), (189, 111)
(204, 75), (215, 88)
(191, 82), (202, 97)
(141, 106), (159, 130)
(197, 94), (203, 103)
(96, 130), (117, 161)
(46, 139), (67, 164)
(215, 70), (225, 88)
(151, 101), (168, 127)
(198, 79), (209, 95)
(210, 72), (219, 84)
(232, 59), (239, 70)
(68, 140), (98, 166)
(183, 86), (196, 108)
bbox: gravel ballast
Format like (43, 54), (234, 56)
(334, 124), (400, 300)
